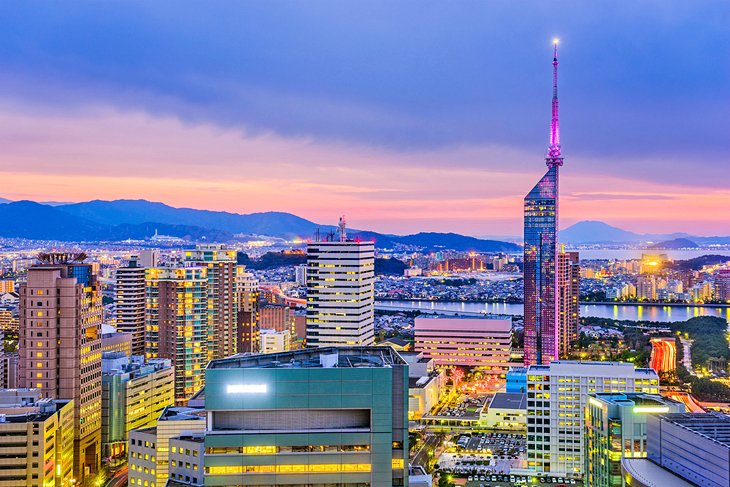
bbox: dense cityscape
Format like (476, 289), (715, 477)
(1, 3), (729, 487)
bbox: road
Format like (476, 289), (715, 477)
(412, 434), (440, 468)
(106, 466), (128, 487)
(680, 338), (695, 374)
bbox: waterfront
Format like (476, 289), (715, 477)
(376, 300), (730, 323)
(570, 249), (730, 261)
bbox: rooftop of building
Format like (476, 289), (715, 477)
(415, 315), (512, 322)
(621, 458), (694, 487)
(528, 361), (657, 376)
(208, 346), (406, 370)
(409, 372), (440, 389)
(0, 399), (71, 424)
(657, 412), (730, 448)
(507, 366), (528, 376)
(173, 433), (205, 444)
(159, 406), (206, 422)
(489, 392), (527, 410)
(591, 392), (682, 409)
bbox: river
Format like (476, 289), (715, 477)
(376, 300), (730, 323)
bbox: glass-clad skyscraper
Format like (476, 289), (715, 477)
(524, 41), (564, 365)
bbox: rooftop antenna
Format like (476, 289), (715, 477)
(338, 215), (347, 242)
(547, 38), (563, 166)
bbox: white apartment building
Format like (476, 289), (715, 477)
(306, 238), (375, 347)
(525, 361), (659, 479)
(259, 328), (291, 354)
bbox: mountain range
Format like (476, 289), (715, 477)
(1, 198), (726, 248)
(559, 220), (730, 245)
(0, 199), (521, 252)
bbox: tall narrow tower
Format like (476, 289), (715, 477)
(524, 40), (563, 366)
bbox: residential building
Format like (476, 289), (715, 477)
(0, 279), (14, 293)
(637, 275), (657, 301)
(0, 308), (17, 331)
(306, 220), (375, 347)
(294, 264), (307, 285)
(714, 269), (730, 302)
(202, 346), (409, 486)
(184, 245), (238, 360)
(259, 328), (291, 354)
(0, 351), (18, 388)
(234, 268), (260, 353)
(414, 316), (512, 372)
(0, 397), (74, 487)
(645, 412), (730, 487)
(139, 249), (159, 268)
(19, 257), (103, 482)
(584, 392), (684, 487)
(524, 42), (563, 366)
(525, 361), (660, 478)
(115, 255), (147, 356)
(101, 353), (175, 459)
(101, 326), (133, 357)
(145, 267), (208, 404)
(259, 303), (291, 332)
(128, 405), (206, 487)
(557, 250), (580, 357)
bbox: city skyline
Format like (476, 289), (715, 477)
(0, 2), (728, 235)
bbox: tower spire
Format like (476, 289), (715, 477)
(547, 38), (563, 165)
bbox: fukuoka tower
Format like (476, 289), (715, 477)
(523, 40), (564, 366)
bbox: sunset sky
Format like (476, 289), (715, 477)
(0, 2), (728, 236)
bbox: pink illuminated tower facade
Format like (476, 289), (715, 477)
(523, 40), (564, 366)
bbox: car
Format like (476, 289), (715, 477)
(570, 480), (576, 485)
(479, 476), (486, 481)
(468, 476), (473, 481)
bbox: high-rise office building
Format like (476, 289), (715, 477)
(584, 392), (684, 487)
(235, 267), (260, 353)
(184, 244), (238, 360)
(306, 218), (375, 347)
(557, 250), (580, 357)
(0, 394), (74, 487)
(524, 41), (564, 366)
(145, 266), (208, 404)
(19, 256), (103, 482)
(203, 346), (409, 486)
(101, 353), (175, 460)
(526, 361), (659, 479)
(115, 255), (147, 356)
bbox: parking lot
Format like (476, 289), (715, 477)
(463, 475), (581, 487)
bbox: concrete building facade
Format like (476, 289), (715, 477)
(525, 361), (660, 479)
(306, 239), (375, 347)
(203, 346), (409, 486)
(115, 256), (147, 356)
(145, 267), (208, 404)
(414, 316), (512, 372)
(19, 261), (103, 482)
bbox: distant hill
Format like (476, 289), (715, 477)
(0, 201), (231, 241)
(56, 199), (322, 238)
(648, 238), (699, 249)
(0, 199), (521, 251)
(560, 221), (642, 243)
(0, 198), (11, 204)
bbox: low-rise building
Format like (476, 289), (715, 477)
(128, 406), (206, 487)
(259, 328), (291, 354)
(0, 396), (74, 487)
(479, 392), (527, 430)
(401, 352), (445, 420)
(414, 316), (512, 372)
(168, 434), (205, 486)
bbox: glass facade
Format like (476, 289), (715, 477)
(524, 165), (559, 365)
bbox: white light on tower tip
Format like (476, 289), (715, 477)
(553, 38), (559, 45)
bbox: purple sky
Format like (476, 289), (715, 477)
(0, 1), (728, 235)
